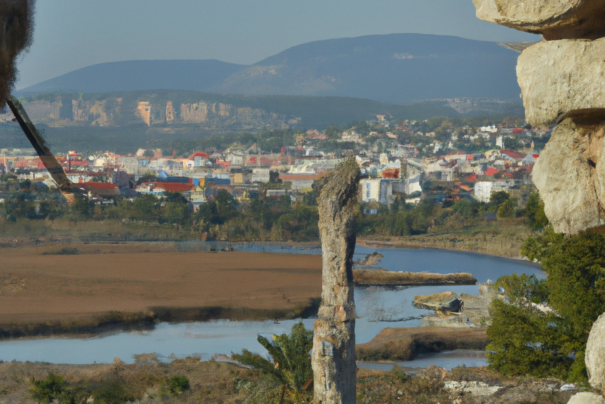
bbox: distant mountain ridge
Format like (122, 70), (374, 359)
(20, 60), (246, 94)
(20, 33), (529, 105)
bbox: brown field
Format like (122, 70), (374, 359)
(0, 244), (322, 326)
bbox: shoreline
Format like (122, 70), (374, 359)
(0, 301), (321, 341)
(356, 239), (542, 270)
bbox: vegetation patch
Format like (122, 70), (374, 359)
(353, 269), (476, 286)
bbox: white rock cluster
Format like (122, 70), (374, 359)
(568, 392), (605, 404)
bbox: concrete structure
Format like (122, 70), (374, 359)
(360, 178), (393, 205)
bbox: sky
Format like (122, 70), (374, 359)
(15, 0), (539, 89)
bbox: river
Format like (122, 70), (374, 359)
(0, 244), (544, 368)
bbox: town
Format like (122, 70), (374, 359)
(0, 113), (549, 245)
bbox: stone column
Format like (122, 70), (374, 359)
(312, 158), (360, 404)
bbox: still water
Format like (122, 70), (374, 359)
(0, 244), (544, 366)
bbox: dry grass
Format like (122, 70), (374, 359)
(359, 219), (531, 259)
(353, 269), (476, 286)
(356, 327), (488, 361)
(0, 244), (323, 337)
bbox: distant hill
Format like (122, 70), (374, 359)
(216, 34), (525, 104)
(19, 34), (530, 105)
(19, 60), (246, 94)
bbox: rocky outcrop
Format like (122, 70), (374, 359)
(517, 39), (605, 126)
(532, 119), (605, 235)
(473, 0), (605, 40)
(355, 252), (383, 266)
(473, 0), (605, 393)
(568, 392), (605, 404)
(586, 313), (605, 392)
(19, 93), (292, 130)
(413, 291), (463, 312)
(312, 158), (360, 404)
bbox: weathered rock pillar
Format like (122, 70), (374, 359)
(312, 158), (360, 404)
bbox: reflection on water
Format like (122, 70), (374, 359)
(357, 350), (487, 372)
(0, 244), (542, 366)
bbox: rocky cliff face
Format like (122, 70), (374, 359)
(473, 0), (605, 397)
(19, 92), (291, 131)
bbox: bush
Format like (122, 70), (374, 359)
(29, 373), (71, 404)
(166, 375), (190, 396)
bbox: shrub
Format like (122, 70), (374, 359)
(166, 375), (190, 396)
(29, 373), (70, 404)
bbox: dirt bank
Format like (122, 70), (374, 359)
(0, 244), (323, 337)
(353, 270), (476, 286)
(356, 327), (489, 361)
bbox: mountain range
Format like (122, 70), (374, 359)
(20, 33), (529, 105)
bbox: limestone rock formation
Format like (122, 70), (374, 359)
(312, 158), (360, 404)
(517, 38), (605, 126)
(586, 313), (605, 391)
(532, 118), (605, 235)
(473, 0), (605, 40)
(568, 392), (605, 404)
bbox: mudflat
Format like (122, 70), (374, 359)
(0, 244), (322, 323)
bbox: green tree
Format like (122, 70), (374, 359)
(30, 373), (71, 404)
(526, 191), (549, 230)
(165, 375), (190, 396)
(497, 198), (517, 218)
(232, 322), (313, 403)
(490, 191), (509, 207)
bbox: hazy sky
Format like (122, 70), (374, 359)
(16, 0), (538, 89)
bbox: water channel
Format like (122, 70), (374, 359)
(0, 244), (545, 368)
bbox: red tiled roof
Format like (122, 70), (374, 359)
(466, 174), (477, 182)
(484, 167), (500, 176)
(188, 152), (210, 160)
(501, 149), (526, 160)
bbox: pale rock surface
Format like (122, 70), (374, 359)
(586, 313), (605, 391)
(517, 38), (605, 127)
(473, 0), (605, 40)
(444, 381), (501, 397)
(568, 392), (605, 404)
(532, 119), (605, 235)
(312, 158), (360, 404)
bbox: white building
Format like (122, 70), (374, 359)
(360, 179), (393, 205)
(474, 181), (494, 203)
(474, 180), (515, 203)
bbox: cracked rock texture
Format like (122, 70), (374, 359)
(532, 118), (605, 235)
(568, 392), (605, 404)
(473, 0), (605, 40)
(587, 313), (605, 392)
(312, 158), (360, 404)
(517, 38), (605, 127)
